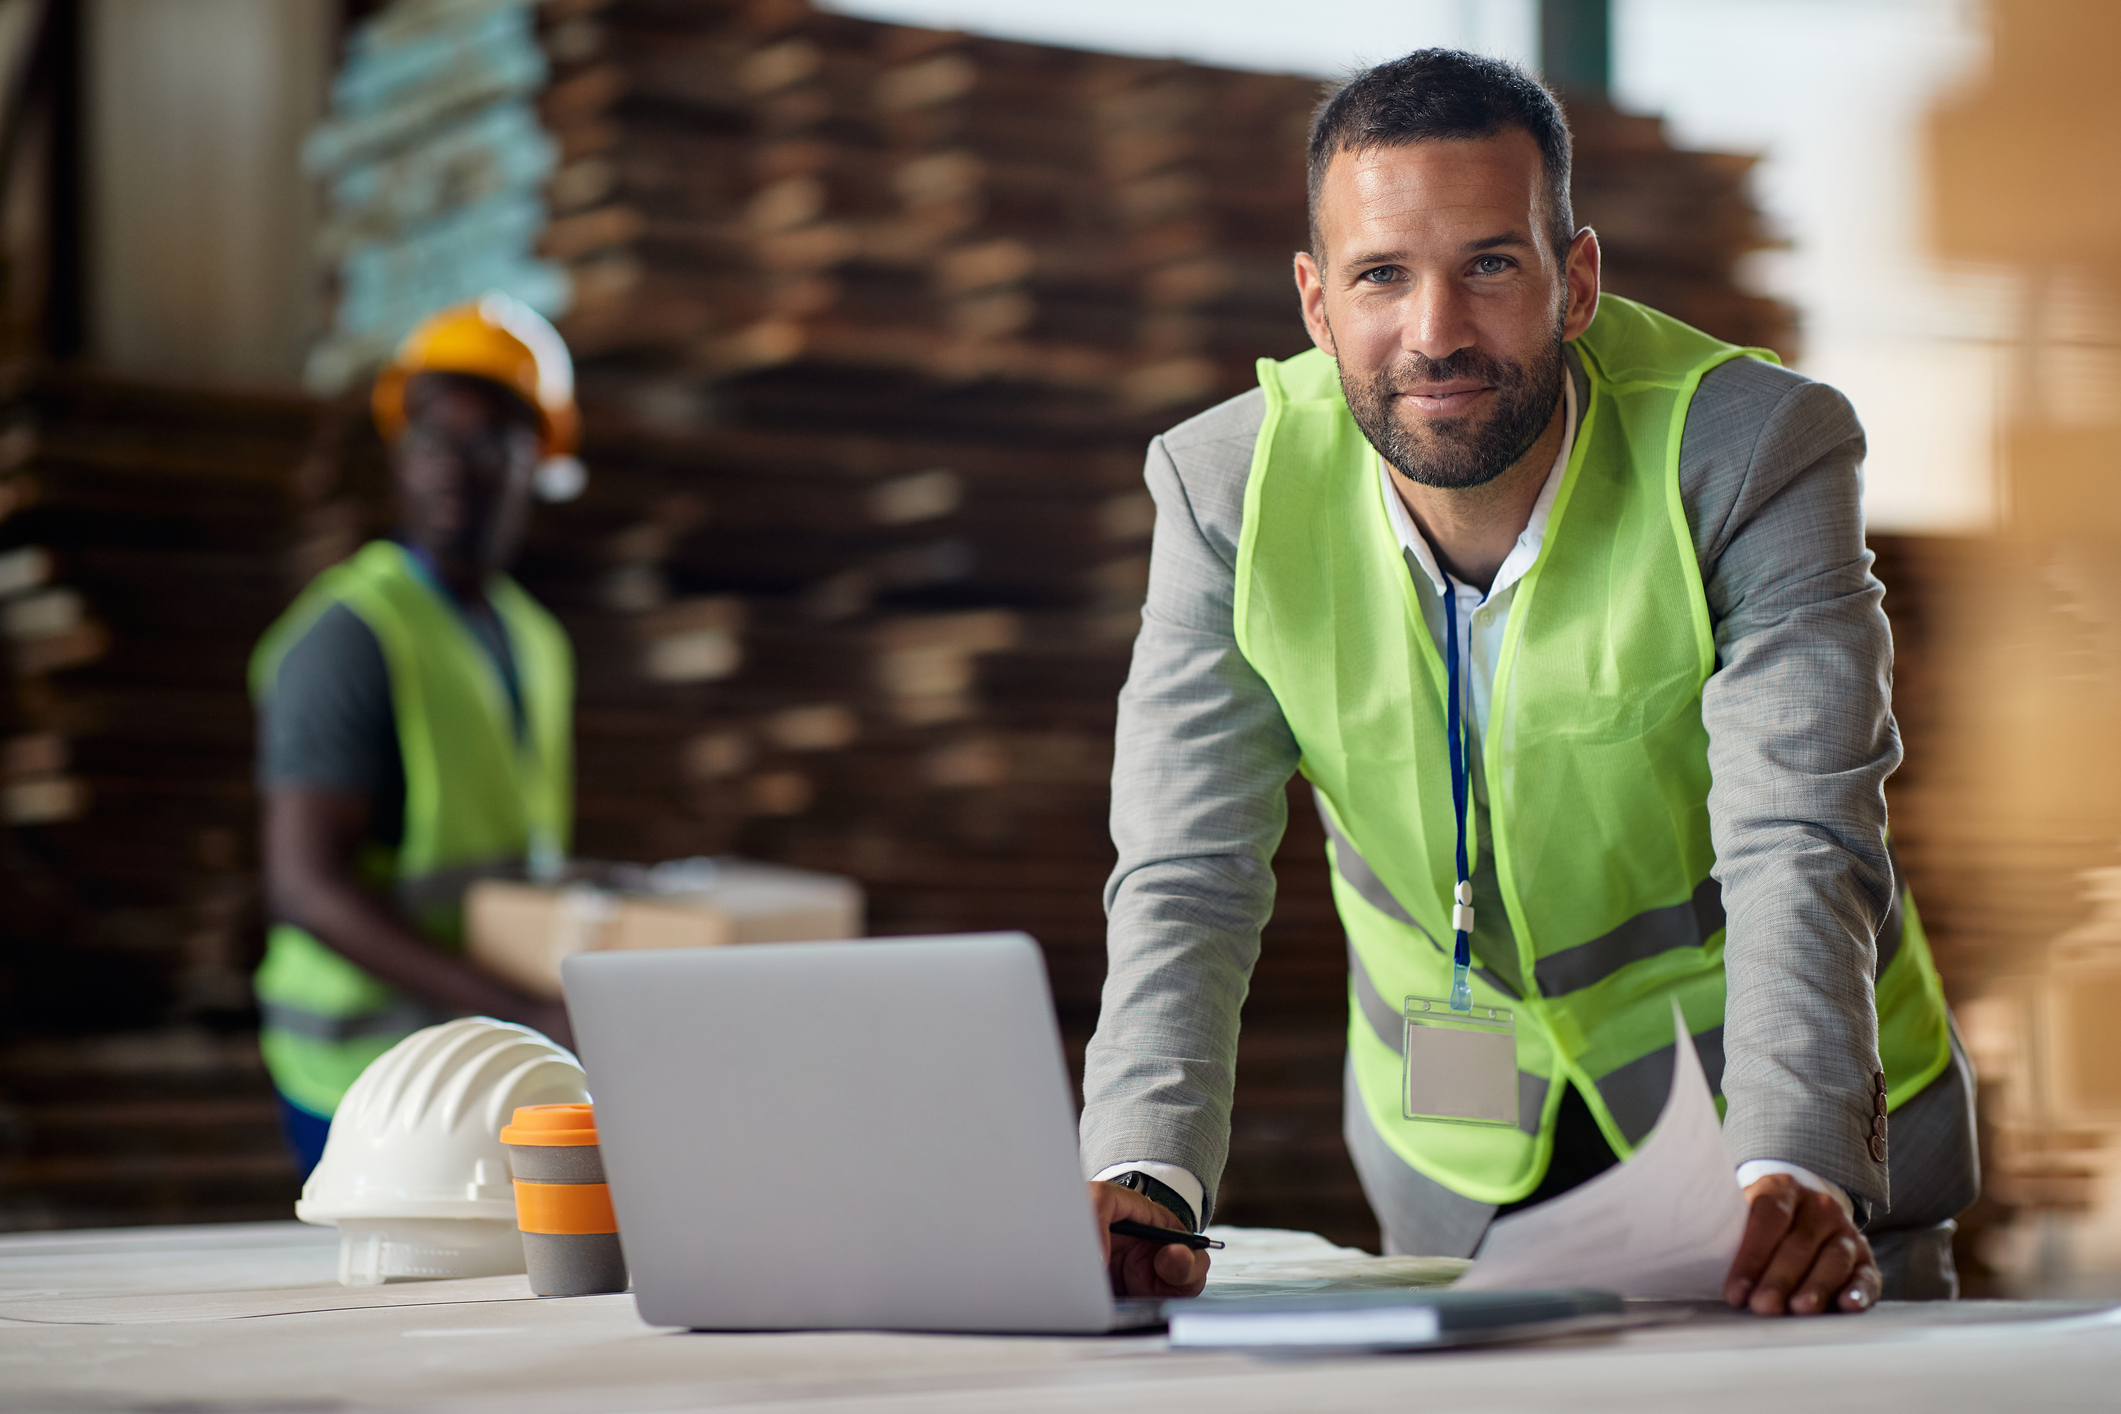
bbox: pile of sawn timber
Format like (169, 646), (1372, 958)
(0, 376), (321, 1228)
(519, 1), (1795, 1245)
(2, 0), (1798, 1243)
(0, 374), (321, 1036)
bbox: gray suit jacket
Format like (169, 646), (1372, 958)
(1080, 346), (1905, 1220)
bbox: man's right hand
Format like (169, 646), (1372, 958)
(1089, 1180), (1211, 1298)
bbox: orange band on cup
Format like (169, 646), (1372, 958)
(512, 1179), (618, 1235)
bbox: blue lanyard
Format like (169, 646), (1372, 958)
(1441, 577), (1475, 1012)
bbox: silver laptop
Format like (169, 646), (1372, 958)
(563, 932), (1159, 1333)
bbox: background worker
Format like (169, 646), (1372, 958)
(1081, 51), (1979, 1312)
(251, 295), (582, 1176)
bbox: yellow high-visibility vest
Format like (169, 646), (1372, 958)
(249, 540), (572, 1116)
(1233, 298), (1951, 1202)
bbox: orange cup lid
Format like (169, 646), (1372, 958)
(501, 1102), (599, 1146)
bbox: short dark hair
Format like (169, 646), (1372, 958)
(1306, 49), (1574, 260)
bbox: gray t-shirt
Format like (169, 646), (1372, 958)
(256, 585), (525, 854)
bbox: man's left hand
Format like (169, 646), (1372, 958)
(1724, 1173), (1880, 1315)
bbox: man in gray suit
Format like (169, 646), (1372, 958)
(1080, 50), (1978, 1313)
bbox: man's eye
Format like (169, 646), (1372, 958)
(1361, 266), (1398, 284)
(1473, 256), (1511, 275)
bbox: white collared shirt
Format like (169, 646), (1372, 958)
(1379, 375), (1575, 769)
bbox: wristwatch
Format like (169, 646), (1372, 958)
(1108, 1170), (1200, 1234)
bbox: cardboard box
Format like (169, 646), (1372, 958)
(466, 859), (864, 1000)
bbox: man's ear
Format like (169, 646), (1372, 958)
(1562, 227), (1601, 342)
(1294, 250), (1337, 357)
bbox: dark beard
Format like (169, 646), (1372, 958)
(1338, 323), (1567, 490)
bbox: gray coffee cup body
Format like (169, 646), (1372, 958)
(505, 1140), (628, 1297)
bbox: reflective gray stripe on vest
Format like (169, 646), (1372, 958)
(394, 857), (530, 917)
(1348, 943), (1547, 1137)
(1532, 876), (1724, 997)
(1316, 795), (1516, 998)
(259, 998), (447, 1044)
(1349, 941), (1409, 1056)
(1594, 1025), (1726, 1146)
(1316, 795), (1422, 929)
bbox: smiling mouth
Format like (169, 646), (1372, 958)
(1399, 386), (1494, 416)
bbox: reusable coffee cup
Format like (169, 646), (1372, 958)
(501, 1103), (627, 1296)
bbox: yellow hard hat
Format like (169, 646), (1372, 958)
(371, 293), (581, 460)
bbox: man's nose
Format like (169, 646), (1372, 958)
(1400, 273), (1479, 365)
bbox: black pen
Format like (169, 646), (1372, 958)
(1108, 1218), (1224, 1250)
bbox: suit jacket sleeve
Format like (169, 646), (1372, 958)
(1078, 396), (1299, 1221)
(1685, 357), (1899, 1210)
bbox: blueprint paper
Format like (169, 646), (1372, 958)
(1455, 1000), (1746, 1298)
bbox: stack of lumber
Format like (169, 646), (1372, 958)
(1567, 98), (1795, 359)
(277, 0), (1360, 1240)
(0, 376), (316, 1234)
(305, 0), (572, 393)
(269, 0), (1807, 1251)
(0, 375), (320, 1038)
(1088, 60), (1318, 409)
(1872, 531), (2121, 1294)
(2, 0), (1805, 1247)
(1895, 2), (2121, 1293)
(0, 1031), (296, 1231)
(535, 1), (1318, 421)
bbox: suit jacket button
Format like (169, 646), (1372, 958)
(1872, 1114), (1889, 1138)
(1874, 1071), (1887, 1093)
(1875, 1092), (1889, 1116)
(1869, 1135), (1888, 1162)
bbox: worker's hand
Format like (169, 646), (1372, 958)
(1089, 1180), (1210, 1299)
(1724, 1173), (1880, 1315)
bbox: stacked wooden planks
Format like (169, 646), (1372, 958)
(0, 375), (322, 1044)
(306, 0), (573, 392)
(0, 1032), (296, 1231)
(269, 0), (1806, 1250)
(0, 0), (1800, 1246)
(481, 0), (1318, 1025)
(0, 379), (314, 1235)
(287, 0), (1353, 1240)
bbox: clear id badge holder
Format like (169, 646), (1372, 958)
(1403, 997), (1518, 1127)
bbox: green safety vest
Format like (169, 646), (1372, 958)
(1234, 297), (1952, 1203)
(249, 540), (573, 1116)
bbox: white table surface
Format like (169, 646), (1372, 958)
(4, 1221), (2119, 1413)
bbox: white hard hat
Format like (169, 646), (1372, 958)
(296, 1018), (588, 1285)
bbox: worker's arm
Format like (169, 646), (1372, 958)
(263, 784), (570, 1045)
(256, 601), (568, 1047)
(1686, 357), (1896, 1313)
(1079, 391), (1300, 1254)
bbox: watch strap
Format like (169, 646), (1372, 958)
(1109, 1170), (1200, 1233)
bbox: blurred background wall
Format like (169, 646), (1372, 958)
(0, 0), (2114, 1296)
(85, 0), (331, 385)
(1917, 0), (2121, 1297)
